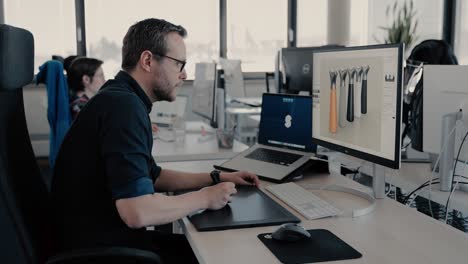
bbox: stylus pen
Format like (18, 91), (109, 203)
(338, 69), (348, 128)
(347, 68), (356, 122)
(329, 70), (338, 133)
(361, 65), (370, 114)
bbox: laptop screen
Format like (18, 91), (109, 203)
(258, 93), (316, 152)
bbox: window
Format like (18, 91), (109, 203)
(85, 0), (219, 79)
(350, 0), (369, 45)
(455, 0), (468, 64)
(4, 0), (76, 73)
(296, 0), (328, 47)
(368, 0), (443, 52)
(226, 0), (287, 72)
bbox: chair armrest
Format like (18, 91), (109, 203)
(46, 247), (162, 264)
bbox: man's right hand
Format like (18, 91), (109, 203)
(199, 182), (237, 210)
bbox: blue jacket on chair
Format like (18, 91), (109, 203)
(36, 60), (72, 168)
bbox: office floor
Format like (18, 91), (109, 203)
(353, 173), (468, 233)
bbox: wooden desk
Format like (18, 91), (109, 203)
(152, 132), (248, 162)
(160, 160), (468, 264)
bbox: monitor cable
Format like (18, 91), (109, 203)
(445, 129), (468, 223)
(427, 123), (457, 217)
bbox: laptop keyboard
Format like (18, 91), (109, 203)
(245, 148), (302, 166)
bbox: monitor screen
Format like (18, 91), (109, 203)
(311, 44), (403, 169)
(258, 93), (316, 152)
(191, 63), (217, 124)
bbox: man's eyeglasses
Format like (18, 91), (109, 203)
(157, 54), (186, 72)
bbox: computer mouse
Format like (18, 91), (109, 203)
(271, 223), (311, 242)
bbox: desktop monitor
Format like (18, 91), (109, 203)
(191, 62), (218, 127)
(219, 58), (245, 99)
(280, 46), (342, 94)
(423, 65), (468, 156)
(311, 44), (404, 169)
(422, 65), (468, 191)
(403, 40), (459, 153)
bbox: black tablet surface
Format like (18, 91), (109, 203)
(186, 185), (300, 231)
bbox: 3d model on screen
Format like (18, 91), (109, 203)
(347, 68), (357, 122)
(329, 70), (338, 133)
(361, 65), (370, 114)
(354, 67), (363, 118)
(338, 69), (348, 128)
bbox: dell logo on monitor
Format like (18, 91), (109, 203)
(302, 63), (310, 74)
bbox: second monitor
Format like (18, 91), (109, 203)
(191, 62), (219, 128)
(311, 44), (404, 169)
(280, 46), (342, 94)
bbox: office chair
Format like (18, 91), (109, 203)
(0, 24), (162, 264)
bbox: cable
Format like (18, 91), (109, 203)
(427, 124), (458, 218)
(403, 180), (468, 205)
(352, 166), (362, 181)
(445, 129), (468, 223)
(402, 179), (439, 204)
(401, 141), (411, 150)
(453, 174), (468, 180)
(450, 129), (468, 191)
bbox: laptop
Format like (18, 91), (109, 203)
(216, 93), (316, 182)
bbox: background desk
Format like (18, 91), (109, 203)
(160, 160), (468, 264)
(152, 132), (248, 162)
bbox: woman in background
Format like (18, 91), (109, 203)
(68, 57), (106, 119)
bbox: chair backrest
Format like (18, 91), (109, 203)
(0, 24), (54, 264)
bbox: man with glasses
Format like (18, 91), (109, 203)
(52, 18), (259, 264)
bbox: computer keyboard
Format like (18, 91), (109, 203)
(245, 148), (302, 166)
(265, 182), (342, 220)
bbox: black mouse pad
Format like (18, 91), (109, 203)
(258, 229), (362, 263)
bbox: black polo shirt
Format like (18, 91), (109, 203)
(51, 71), (161, 251)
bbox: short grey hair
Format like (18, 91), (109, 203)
(121, 18), (187, 71)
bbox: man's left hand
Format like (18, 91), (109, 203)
(220, 171), (260, 187)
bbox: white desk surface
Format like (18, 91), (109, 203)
(160, 160), (468, 264)
(152, 131), (248, 163)
(333, 152), (468, 214)
(388, 162), (468, 214)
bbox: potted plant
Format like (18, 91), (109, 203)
(376, 0), (419, 52)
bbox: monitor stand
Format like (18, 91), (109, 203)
(401, 146), (431, 163)
(372, 163), (386, 199)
